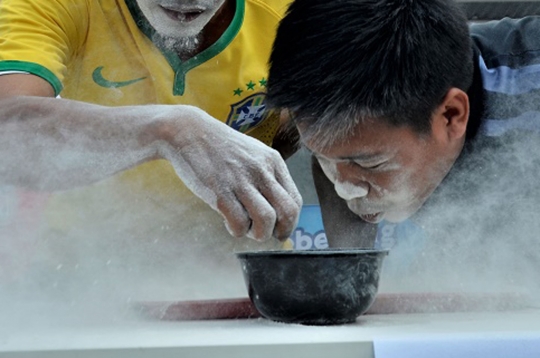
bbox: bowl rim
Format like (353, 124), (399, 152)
(235, 248), (389, 258)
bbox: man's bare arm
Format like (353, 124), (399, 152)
(312, 155), (377, 248)
(0, 74), (164, 190)
(0, 74), (302, 241)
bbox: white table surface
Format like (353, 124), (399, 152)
(1, 307), (540, 358)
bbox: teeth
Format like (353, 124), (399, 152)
(175, 10), (202, 21)
(361, 213), (381, 222)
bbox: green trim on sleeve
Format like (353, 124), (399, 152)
(0, 60), (63, 96)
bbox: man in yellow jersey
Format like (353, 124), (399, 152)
(0, 0), (301, 298)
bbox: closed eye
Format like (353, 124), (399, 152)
(352, 160), (387, 170)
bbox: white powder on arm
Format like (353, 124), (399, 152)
(156, 106), (302, 242)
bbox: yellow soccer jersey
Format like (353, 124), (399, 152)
(0, 0), (286, 144)
(0, 0), (290, 253)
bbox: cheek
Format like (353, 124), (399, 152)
(397, 152), (447, 200)
(370, 169), (418, 203)
(382, 151), (433, 196)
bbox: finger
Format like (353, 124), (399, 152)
(259, 179), (302, 241)
(216, 192), (251, 238)
(272, 162), (303, 239)
(274, 160), (303, 209)
(236, 186), (276, 242)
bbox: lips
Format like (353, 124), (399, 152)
(346, 201), (385, 223)
(359, 212), (384, 223)
(161, 6), (204, 22)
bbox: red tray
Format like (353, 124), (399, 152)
(135, 292), (532, 321)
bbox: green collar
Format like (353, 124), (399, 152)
(124, 0), (245, 96)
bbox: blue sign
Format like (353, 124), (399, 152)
(288, 205), (428, 272)
(287, 205), (328, 250)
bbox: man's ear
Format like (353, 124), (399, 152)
(432, 87), (470, 141)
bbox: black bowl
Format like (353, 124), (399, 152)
(236, 249), (388, 325)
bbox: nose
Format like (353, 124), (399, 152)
(334, 161), (370, 200)
(334, 180), (368, 200)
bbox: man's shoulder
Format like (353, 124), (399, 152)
(470, 17), (540, 68)
(469, 17), (540, 139)
(245, 0), (292, 19)
(0, 0), (92, 19)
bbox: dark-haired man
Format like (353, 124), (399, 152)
(267, 0), (540, 275)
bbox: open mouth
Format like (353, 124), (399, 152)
(161, 6), (204, 22)
(359, 212), (383, 223)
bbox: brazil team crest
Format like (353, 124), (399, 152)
(226, 93), (268, 132)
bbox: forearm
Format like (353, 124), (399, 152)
(0, 96), (165, 191)
(0, 90), (302, 242)
(312, 156), (377, 248)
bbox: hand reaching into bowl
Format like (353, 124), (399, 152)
(157, 106), (303, 242)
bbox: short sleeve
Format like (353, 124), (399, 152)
(0, 0), (89, 95)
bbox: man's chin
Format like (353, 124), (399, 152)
(151, 15), (206, 41)
(383, 209), (416, 223)
(356, 211), (411, 224)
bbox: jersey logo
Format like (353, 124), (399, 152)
(92, 66), (147, 88)
(226, 93), (268, 132)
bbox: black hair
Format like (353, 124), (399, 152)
(267, 0), (473, 147)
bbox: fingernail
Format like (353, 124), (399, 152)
(246, 228), (268, 242)
(223, 220), (236, 237)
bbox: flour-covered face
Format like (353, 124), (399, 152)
(136, 0), (227, 41)
(302, 118), (458, 224)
